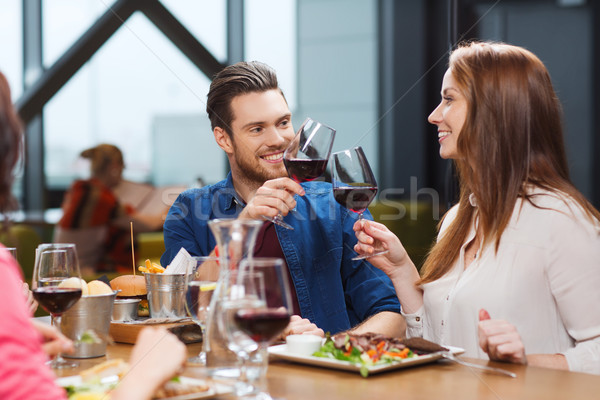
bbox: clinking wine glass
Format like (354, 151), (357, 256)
(232, 258), (293, 400)
(185, 256), (219, 365)
(331, 146), (389, 260)
(32, 248), (83, 369)
(265, 117), (336, 230)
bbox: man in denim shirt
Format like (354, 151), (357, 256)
(162, 61), (404, 337)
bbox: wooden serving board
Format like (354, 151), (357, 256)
(109, 320), (202, 344)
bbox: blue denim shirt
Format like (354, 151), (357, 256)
(161, 173), (401, 334)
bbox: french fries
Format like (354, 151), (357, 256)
(138, 259), (166, 274)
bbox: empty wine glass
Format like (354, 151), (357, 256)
(331, 146), (389, 260)
(185, 256), (219, 365)
(32, 247), (82, 368)
(265, 117), (336, 230)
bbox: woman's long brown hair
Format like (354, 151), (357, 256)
(0, 71), (23, 214)
(419, 42), (600, 284)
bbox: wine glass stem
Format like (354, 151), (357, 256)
(52, 314), (65, 363)
(255, 345), (269, 395)
(200, 326), (206, 354)
(193, 324), (207, 362)
(240, 351), (251, 382)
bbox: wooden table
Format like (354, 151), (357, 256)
(54, 341), (600, 399)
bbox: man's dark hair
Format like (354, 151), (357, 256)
(206, 61), (283, 136)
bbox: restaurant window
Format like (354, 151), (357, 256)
(0, 0), (23, 98)
(42, 0), (117, 67)
(245, 0), (297, 112)
(42, 5), (226, 191)
(0, 0), (24, 203)
(159, 0), (227, 64)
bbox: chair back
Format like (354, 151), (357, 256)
(0, 224), (42, 282)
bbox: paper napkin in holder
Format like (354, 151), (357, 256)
(164, 247), (196, 275)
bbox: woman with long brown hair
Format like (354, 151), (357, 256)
(354, 42), (600, 374)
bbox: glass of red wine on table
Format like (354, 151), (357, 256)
(32, 246), (83, 369)
(332, 146), (389, 260)
(223, 258), (292, 400)
(265, 117), (336, 230)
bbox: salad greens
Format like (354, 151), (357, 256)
(313, 334), (415, 377)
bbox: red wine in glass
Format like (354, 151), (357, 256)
(331, 147), (388, 260)
(283, 158), (328, 182)
(234, 308), (291, 343)
(33, 287), (82, 315)
(225, 258), (293, 399)
(266, 118), (336, 230)
(333, 186), (378, 214)
(32, 246), (83, 369)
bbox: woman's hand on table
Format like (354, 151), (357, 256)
(30, 319), (74, 358)
(279, 315), (324, 339)
(478, 309), (527, 365)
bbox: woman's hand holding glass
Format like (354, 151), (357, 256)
(352, 219), (410, 271)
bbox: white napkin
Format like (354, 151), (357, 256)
(164, 247), (195, 275)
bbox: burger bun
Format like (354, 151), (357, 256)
(110, 275), (147, 297)
(58, 277), (89, 296)
(87, 280), (114, 295)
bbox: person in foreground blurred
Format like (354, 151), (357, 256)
(162, 61), (404, 337)
(55, 144), (166, 273)
(0, 70), (186, 400)
(354, 42), (600, 374)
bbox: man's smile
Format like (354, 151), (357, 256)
(260, 151), (284, 163)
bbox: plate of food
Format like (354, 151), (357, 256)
(268, 333), (464, 377)
(56, 359), (234, 399)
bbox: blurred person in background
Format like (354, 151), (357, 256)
(55, 144), (166, 274)
(354, 41), (600, 374)
(0, 71), (186, 400)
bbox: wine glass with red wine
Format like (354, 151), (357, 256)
(331, 146), (389, 260)
(265, 117), (336, 230)
(32, 247), (83, 369)
(220, 270), (264, 396)
(228, 258), (292, 399)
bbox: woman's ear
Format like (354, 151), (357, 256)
(214, 127), (233, 154)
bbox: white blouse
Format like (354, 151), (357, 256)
(404, 189), (600, 374)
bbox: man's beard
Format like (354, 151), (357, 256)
(232, 145), (287, 188)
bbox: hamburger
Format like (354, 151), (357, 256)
(110, 275), (149, 317)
